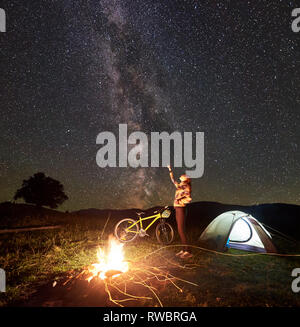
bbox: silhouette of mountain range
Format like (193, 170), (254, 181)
(1, 201), (300, 240)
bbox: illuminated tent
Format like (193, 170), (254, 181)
(198, 211), (276, 253)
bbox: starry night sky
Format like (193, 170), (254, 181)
(1, 0), (300, 210)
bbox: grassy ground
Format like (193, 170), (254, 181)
(1, 213), (300, 307)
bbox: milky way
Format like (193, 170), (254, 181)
(1, 0), (300, 210)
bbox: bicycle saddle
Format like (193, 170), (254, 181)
(136, 211), (145, 216)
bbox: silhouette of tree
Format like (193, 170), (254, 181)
(14, 172), (68, 208)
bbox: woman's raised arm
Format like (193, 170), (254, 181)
(167, 165), (178, 187)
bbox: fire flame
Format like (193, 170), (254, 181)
(87, 235), (129, 281)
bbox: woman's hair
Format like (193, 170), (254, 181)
(184, 179), (191, 186)
(179, 175), (191, 188)
(180, 174), (191, 182)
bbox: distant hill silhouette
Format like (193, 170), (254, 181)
(73, 202), (300, 240)
(186, 202), (300, 241)
(0, 202), (66, 219)
(1, 201), (300, 240)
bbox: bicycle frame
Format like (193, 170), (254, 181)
(126, 213), (163, 234)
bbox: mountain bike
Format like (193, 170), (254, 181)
(114, 206), (174, 244)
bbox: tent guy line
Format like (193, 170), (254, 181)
(136, 244), (300, 260)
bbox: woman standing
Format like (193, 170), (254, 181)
(167, 165), (192, 258)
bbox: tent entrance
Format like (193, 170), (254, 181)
(226, 216), (275, 253)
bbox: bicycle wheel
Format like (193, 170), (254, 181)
(114, 218), (139, 243)
(156, 222), (174, 245)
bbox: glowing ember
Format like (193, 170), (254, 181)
(86, 235), (129, 281)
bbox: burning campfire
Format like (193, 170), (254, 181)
(62, 235), (199, 307)
(86, 235), (129, 281)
